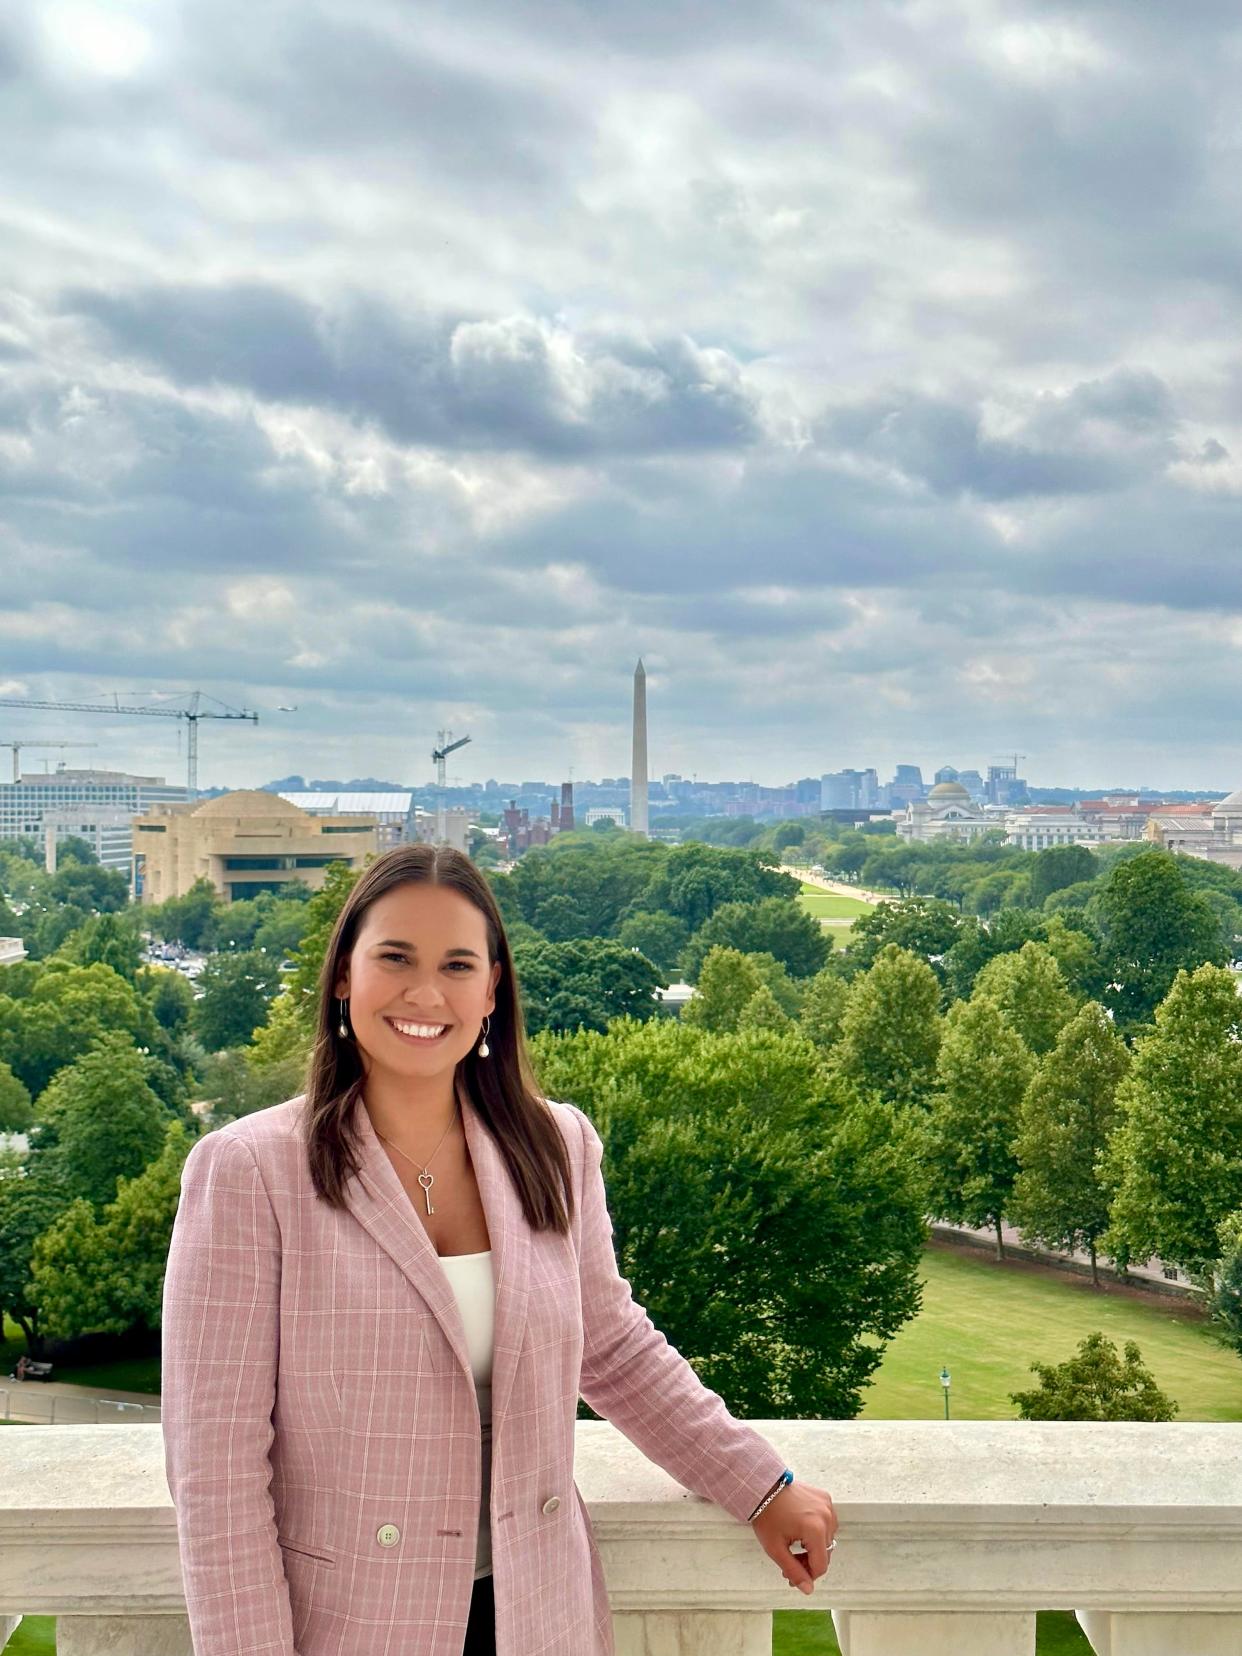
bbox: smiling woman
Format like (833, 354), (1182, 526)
(160, 842), (834, 1656)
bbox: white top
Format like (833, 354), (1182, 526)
(437, 1250), (495, 1579)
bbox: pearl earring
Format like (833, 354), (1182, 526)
(338, 997), (350, 1039)
(478, 1014), (491, 1058)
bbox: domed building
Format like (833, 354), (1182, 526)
(133, 789), (378, 904)
(896, 779), (993, 844)
(1140, 790), (1242, 869)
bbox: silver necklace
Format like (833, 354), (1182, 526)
(377, 1101), (460, 1216)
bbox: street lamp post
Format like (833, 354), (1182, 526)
(940, 1365), (951, 1420)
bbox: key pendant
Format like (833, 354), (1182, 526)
(418, 1171), (435, 1215)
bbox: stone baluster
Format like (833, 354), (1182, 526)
(832, 1609), (1035, 1655)
(56, 1616), (193, 1656)
(613, 1610), (772, 1655)
(1076, 1610), (1242, 1656)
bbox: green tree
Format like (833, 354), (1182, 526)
(529, 1018), (926, 1417)
(34, 1033), (170, 1209)
(681, 896), (829, 982)
(971, 941), (1079, 1056)
(140, 965), (197, 1034)
(745, 951), (805, 1018)
(1030, 845), (1098, 908)
(1042, 913), (1109, 1003)
(532, 892), (591, 941)
(194, 1048), (308, 1127)
(43, 861), (129, 913)
(253, 899), (312, 960)
(846, 897), (962, 978)
(926, 998), (1033, 1257)
(736, 983), (793, 1033)
(31, 1118), (193, 1341)
(0, 1059), (32, 1134)
(0, 1161), (73, 1353)
(681, 947), (764, 1034)
(798, 969), (848, 1052)
(1010, 1332), (1177, 1421)
(148, 877), (221, 950)
(512, 937), (665, 1035)
(1010, 1002), (1130, 1285)
(54, 834), (98, 866)
(193, 949), (284, 1051)
(1208, 1210), (1242, 1361)
(281, 861), (365, 1038)
(636, 843), (797, 933)
(1095, 849), (1227, 1028)
(860, 843), (922, 896)
(833, 945), (943, 1111)
(1102, 963), (1242, 1275)
(247, 988), (315, 1071)
(941, 909), (1050, 1002)
(0, 960), (161, 1098)
(615, 911), (691, 979)
(57, 911), (144, 982)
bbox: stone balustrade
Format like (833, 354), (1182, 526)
(2, 1419), (1240, 1655)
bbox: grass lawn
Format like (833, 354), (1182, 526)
(1, 1314), (29, 1375)
(3, 1619), (55, 1656)
(860, 1243), (1242, 1422)
(38, 1356), (160, 1394)
(796, 886), (874, 920)
(1, 1314), (159, 1395)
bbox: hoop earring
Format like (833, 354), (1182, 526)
(338, 997), (350, 1039)
(477, 1014), (491, 1058)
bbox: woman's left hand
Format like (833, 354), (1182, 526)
(750, 1479), (837, 1595)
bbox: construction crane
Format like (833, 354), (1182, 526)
(431, 730), (471, 845)
(0, 691), (259, 799)
(0, 740), (98, 784)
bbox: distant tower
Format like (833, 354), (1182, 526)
(631, 658), (649, 837)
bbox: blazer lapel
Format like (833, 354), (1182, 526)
(342, 1090), (530, 1428)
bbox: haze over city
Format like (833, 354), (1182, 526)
(5, 2), (1242, 787)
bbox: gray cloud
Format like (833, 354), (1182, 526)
(67, 286), (764, 457)
(5, 0), (1242, 787)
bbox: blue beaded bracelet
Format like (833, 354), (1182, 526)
(748, 1467), (793, 1523)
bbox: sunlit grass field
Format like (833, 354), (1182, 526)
(861, 1243), (1241, 1422)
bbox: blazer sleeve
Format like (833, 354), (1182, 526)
(161, 1127), (297, 1655)
(567, 1102), (789, 1526)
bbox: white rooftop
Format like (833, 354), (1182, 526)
(277, 791), (414, 815)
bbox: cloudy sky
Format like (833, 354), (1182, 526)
(4, 0), (1242, 792)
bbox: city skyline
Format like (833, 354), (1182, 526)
(6, 4), (1242, 788)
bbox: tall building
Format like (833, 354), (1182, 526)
(0, 768), (187, 845)
(630, 658), (649, 838)
(888, 764), (925, 807)
(822, 769), (880, 810)
(43, 807), (138, 877)
(549, 783), (575, 835)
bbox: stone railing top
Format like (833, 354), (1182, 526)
(2, 1418), (1240, 1518)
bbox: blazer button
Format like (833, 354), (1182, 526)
(541, 1497), (560, 1515)
(377, 1524), (401, 1547)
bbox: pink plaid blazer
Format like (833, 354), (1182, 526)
(161, 1092), (788, 1655)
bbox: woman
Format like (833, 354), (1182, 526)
(162, 844), (837, 1655)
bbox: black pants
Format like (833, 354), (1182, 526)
(463, 1572), (495, 1655)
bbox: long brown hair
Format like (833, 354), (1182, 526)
(302, 843), (572, 1232)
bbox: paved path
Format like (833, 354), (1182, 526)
(779, 866), (888, 904)
(1, 1376), (159, 1425)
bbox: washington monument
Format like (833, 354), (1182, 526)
(630, 657), (648, 837)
